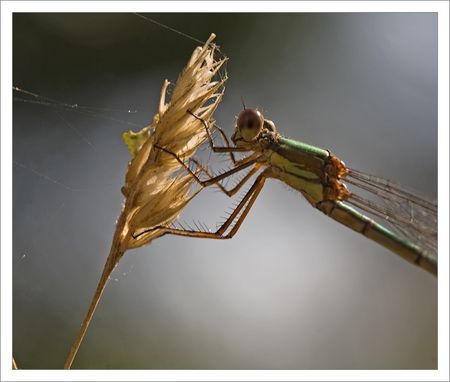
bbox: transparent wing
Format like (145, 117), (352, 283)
(344, 168), (437, 256)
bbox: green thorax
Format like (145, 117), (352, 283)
(277, 137), (329, 159)
(267, 136), (330, 205)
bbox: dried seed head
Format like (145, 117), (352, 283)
(117, 34), (227, 251)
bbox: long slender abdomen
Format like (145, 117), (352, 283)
(316, 200), (437, 275)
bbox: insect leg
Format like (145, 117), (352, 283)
(187, 109), (250, 157)
(133, 170), (268, 240)
(154, 144), (260, 188)
(191, 157), (261, 197)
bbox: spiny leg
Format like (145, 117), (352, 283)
(154, 144), (260, 188)
(216, 171), (267, 236)
(133, 171), (268, 240)
(214, 125), (237, 164)
(187, 109), (250, 157)
(191, 157), (261, 197)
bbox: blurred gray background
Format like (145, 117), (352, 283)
(13, 13), (437, 369)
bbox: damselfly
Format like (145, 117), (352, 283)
(135, 108), (438, 276)
(12, 12), (438, 369)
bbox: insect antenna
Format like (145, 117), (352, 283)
(241, 95), (246, 110)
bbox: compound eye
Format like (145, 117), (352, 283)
(237, 109), (264, 138)
(237, 109), (263, 130)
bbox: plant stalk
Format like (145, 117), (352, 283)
(63, 216), (126, 369)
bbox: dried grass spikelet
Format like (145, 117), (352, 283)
(120, 34), (226, 249)
(64, 34), (227, 369)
